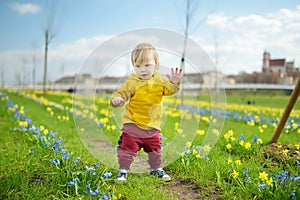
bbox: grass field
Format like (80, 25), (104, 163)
(0, 89), (299, 199)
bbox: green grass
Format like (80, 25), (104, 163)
(0, 102), (61, 199)
(0, 89), (299, 199)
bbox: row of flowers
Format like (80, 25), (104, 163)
(19, 90), (300, 138)
(14, 90), (299, 165)
(1, 92), (121, 199)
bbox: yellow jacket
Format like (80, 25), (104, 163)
(111, 71), (180, 130)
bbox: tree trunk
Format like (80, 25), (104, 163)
(43, 31), (49, 95)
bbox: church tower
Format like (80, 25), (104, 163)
(262, 51), (270, 73)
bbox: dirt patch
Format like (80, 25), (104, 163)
(164, 179), (223, 200)
(263, 143), (300, 163)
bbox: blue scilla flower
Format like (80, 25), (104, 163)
(85, 166), (96, 175)
(93, 162), (101, 168)
(243, 168), (249, 177)
(44, 142), (50, 147)
(102, 193), (110, 200)
(245, 177), (251, 183)
(101, 172), (112, 180)
(47, 131), (58, 139)
(14, 111), (21, 118)
(39, 135), (45, 142)
(60, 148), (67, 154)
(277, 171), (289, 181)
(239, 134), (245, 140)
(296, 160), (300, 165)
(52, 137), (63, 152)
(33, 127), (40, 135)
(75, 157), (81, 166)
(29, 150), (35, 155)
(290, 190), (296, 200)
(19, 124), (27, 132)
(202, 156), (210, 161)
(258, 183), (266, 190)
(50, 158), (60, 166)
(25, 117), (32, 124)
(183, 149), (190, 155)
(97, 122), (104, 127)
(160, 133), (167, 140)
(62, 152), (70, 160)
(290, 176), (300, 181)
(253, 135), (258, 144)
(85, 185), (99, 196)
(28, 125), (34, 132)
(5, 102), (14, 108)
(199, 109), (206, 116)
(241, 115), (248, 122)
(66, 178), (79, 186)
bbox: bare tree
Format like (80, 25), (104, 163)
(31, 42), (38, 90)
(178, 0), (215, 104)
(1, 69), (4, 89)
(1, 61), (5, 89)
(15, 71), (22, 88)
(179, 0), (197, 70)
(59, 62), (65, 91)
(178, 0), (200, 104)
(22, 57), (27, 89)
(42, 0), (60, 95)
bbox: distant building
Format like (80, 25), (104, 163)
(262, 51), (299, 84)
(54, 73), (96, 85)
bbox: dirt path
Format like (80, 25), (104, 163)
(163, 178), (223, 200)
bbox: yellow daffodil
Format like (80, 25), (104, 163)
(235, 160), (241, 166)
(239, 140), (244, 147)
(244, 142), (251, 149)
(257, 138), (263, 144)
(266, 178), (273, 186)
(196, 130), (205, 136)
(186, 141), (192, 149)
(203, 144), (211, 152)
(227, 158), (232, 164)
(282, 149), (289, 156)
(226, 143), (232, 150)
(232, 170), (239, 178)
(259, 171), (268, 181)
(44, 129), (49, 135)
(212, 129), (220, 136)
(40, 125), (45, 132)
(230, 137), (236, 142)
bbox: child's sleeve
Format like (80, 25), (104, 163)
(162, 77), (181, 96)
(110, 80), (132, 106)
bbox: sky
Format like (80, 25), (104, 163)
(0, 0), (300, 85)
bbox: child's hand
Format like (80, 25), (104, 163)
(167, 67), (184, 84)
(111, 97), (125, 107)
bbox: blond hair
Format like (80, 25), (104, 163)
(131, 43), (159, 68)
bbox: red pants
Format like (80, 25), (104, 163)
(117, 132), (162, 170)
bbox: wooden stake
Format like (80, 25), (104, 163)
(270, 78), (300, 144)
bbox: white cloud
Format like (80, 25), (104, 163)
(235, 14), (282, 34)
(206, 13), (231, 29)
(203, 5), (300, 74)
(9, 2), (40, 15)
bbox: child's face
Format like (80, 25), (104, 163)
(134, 54), (156, 80)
